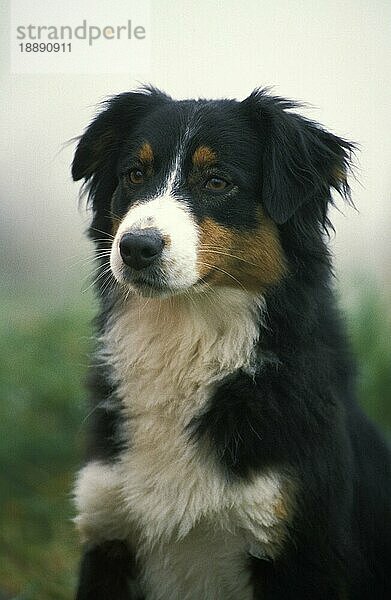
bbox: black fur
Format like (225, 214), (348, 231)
(73, 87), (391, 599)
(76, 540), (140, 600)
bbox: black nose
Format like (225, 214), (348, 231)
(119, 229), (165, 270)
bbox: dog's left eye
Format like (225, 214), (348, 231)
(205, 177), (230, 192)
(128, 168), (145, 185)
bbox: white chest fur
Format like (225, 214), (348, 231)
(75, 290), (290, 600)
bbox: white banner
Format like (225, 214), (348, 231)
(10, 0), (151, 74)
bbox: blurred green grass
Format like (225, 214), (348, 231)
(347, 293), (391, 427)
(0, 289), (390, 599)
(0, 299), (92, 600)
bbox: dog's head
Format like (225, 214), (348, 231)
(72, 87), (353, 298)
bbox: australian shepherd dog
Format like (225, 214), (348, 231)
(72, 87), (391, 599)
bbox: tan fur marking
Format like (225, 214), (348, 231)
(192, 146), (217, 167)
(138, 142), (154, 165)
(333, 166), (347, 185)
(198, 211), (287, 292)
(273, 497), (289, 521)
(161, 233), (171, 248)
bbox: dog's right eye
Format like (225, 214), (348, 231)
(127, 168), (145, 185)
(205, 177), (231, 192)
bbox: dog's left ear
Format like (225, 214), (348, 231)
(72, 88), (169, 182)
(244, 89), (354, 224)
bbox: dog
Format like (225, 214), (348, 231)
(72, 87), (391, 599)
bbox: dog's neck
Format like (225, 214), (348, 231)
(102, 288), (264, 407)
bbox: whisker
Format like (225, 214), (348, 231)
(80, 401), (106, 427)
(139, 294), (152, 319)
(124, 286), (132, 303)
(82, 266), (113, 293)
(156, 297), (162, 322)
(198, 249), (258, 268)
(183, 288), (197, 311)
(200, 244), (248, 253)
(68, 252), (112, 273)
(90, 227), (115, 240)
(100, 274), (116, 296)
(76, 251), (112, 265)
(85, 261), (112, 278)
(198, 261), (247, 292)
(194, 277), (218, 305)
(104, 208), (123, 221)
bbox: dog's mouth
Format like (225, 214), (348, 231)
(119, 267), (175, 297)
(111, 259), (212, 299)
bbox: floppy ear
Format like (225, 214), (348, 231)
(72, 87), (168, 182)
(244, 89), (354, 225)
(72, 87), (169, 237)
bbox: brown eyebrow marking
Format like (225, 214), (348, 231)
(137, 142), (154, 164)
(192, 146), (217, 167)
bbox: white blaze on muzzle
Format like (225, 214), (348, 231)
(110, 193), (200, 291)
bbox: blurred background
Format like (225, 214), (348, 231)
(0, 1), (390, 598)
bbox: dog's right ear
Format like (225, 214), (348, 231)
(243, 89), (354, 227)
(72, 87), (169, 182)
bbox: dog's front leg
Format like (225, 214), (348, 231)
(76, 540), (141, 600)
(74, 460), (142, 599)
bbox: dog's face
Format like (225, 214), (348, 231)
(73, 88), (352, 298)
(108, 101), (286, 297)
